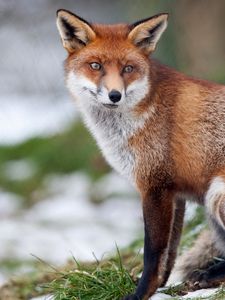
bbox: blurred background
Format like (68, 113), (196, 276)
(0, 0), (225, 289)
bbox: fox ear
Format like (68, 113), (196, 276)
(128, 13), (168, 54)
(56, 9), (96, 53)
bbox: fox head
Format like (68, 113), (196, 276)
(56, 10), (168, 112)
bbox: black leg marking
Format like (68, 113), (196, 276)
(122, 186), (175, 300)
(122, 224), (159, 300)
(135, 223), (159, 298)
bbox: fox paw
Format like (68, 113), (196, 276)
(188, 270), (219, 289)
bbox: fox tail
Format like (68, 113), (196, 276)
(167, 229), (225, 285)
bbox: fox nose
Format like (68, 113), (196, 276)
(108, 90), (121, 103)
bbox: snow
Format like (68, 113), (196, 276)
(0, 95), (77, 145)
(30, 288), (219, 300)
(184, 202), (199, 222)
(0, 191), (22, 217)
(150, 287), (219, 299)
(0, 273), (7, 287)
(151, 293), (173, 299)
(182, 288), (218, 298)
(0, 172), (142, 270)
(2, 159), (36, 181)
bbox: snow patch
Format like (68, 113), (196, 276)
(183, 288), (218, 298)
(0, 172), (142, 268)
(0, 191), (22, 217)
(0, 95), (77, 145)
(151, 292), (173, 299)
(3, 159), (36, 181)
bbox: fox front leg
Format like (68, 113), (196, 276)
(123, 187), (175, 300)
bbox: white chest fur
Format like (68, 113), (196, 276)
(78, 104), (144, 181)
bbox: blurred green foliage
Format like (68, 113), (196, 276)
(0, 121), (109, 204)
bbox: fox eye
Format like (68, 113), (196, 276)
(123, 65), (134, 73)
(90, 62), (102, 70)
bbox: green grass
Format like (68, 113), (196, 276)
(49, 258), (136, 300)
(47, 247), (141, 300)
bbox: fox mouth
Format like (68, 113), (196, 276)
(102, 103), (119, 109)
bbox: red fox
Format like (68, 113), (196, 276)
(56, 9), (225, 300)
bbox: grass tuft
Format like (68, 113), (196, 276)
(48, 251), (136, 300)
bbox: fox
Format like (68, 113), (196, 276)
(56, 9), (225, 300)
